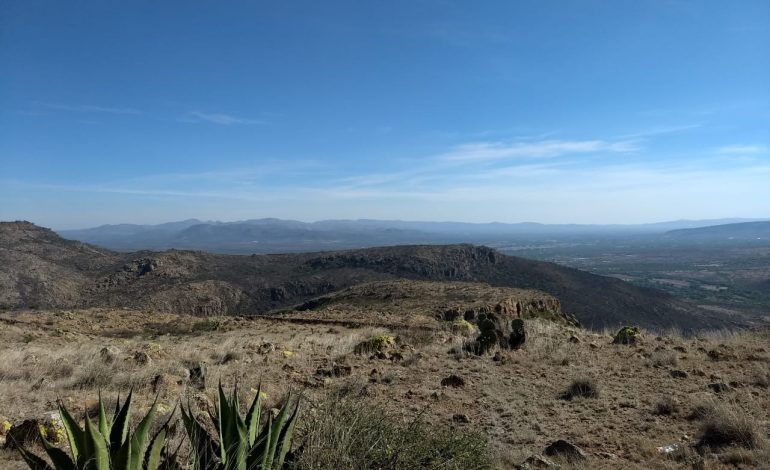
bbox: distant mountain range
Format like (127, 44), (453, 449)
(56, 218), (768, 253)
(0, 221), (746, 331)
(665, 221), (770, 241)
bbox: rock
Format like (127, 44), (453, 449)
(544, 439), (587, 461)
(355, 335), (396, 355)
(100, 346), (120, 363)
(3, 419), (39, 449)
(452, 414), (471, 424)
(152, 374), (182, 394)
(132, 351), (151, 366)
(189, 362), (207, 390)
(257, 342), (275, 354)
(4, 414), (64, 450)
(316, 364), (352, 378)
(568, 335), (581, 344)
(708, 382), (731, 393)
(707, 348), (736, 361)
(612, 326), (641, 345)
(670, 370), (688, 379)
(441, 375), (465, 388)
(516, 454), (561, 469)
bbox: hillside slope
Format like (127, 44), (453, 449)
(0, 221), (742, 330)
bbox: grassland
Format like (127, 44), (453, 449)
(1, 281), (769, 468)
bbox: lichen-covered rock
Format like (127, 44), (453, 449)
(354, 335), (395, 355)
(612, 326), (641, 345)
(451, 318), (476, 336)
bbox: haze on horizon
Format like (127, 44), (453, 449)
(1, 1), (769, 230)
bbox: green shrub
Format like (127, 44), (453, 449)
(291, 394), (491, 469)
(14, 391), (177, 470)
(181, 383), (299, 470)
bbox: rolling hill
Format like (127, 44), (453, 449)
(1, 221), (745, 331)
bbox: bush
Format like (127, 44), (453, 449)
(560, 376), (599, 400)
(653, 396), (679, 416)
(291, 394), (491, 469)
(697, 402), (762, 450)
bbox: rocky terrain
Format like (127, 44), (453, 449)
(0, 221), (746, 331)
(1, 281), (768, 468)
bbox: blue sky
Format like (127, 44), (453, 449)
(1, 0), (768, 229)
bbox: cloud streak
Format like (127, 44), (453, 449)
(180, 111), (266, 125)
(718, 145), (768, 154)
(34, 101), (141, 115)
(437, 139), (638, 162)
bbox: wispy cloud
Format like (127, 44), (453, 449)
(718, 145), (768, 154)
(614, 123), (702, 139)
(34, 101), (141, 115)
(180, 111), (266, 126)
(437, 139), (638, 162)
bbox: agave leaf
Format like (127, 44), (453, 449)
(274, 400), (300, 469)
(128, 399), (158, 470)
(14, 444), (54, 470)
(113, 438), (132, 470)
(143, 427), (166, 470)
(85, 415), (110, 470)
(41, 435), (76, 470)
(97, 391), (111, 441)
(217, 384), (247, 470)
(217, 383), (232, 463)
(180, 404), (217, 470)
(57, 403), (85, 465)
(252, 416), (272, 470)
(110, 390), (133, 451)
(244, 385), (262, 447)
(263, 396), (292, 470)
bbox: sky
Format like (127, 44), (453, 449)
(1, 0), (769, 229)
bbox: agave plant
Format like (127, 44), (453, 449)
(15, 391), (178, 470)
(180, 383), (299, 470)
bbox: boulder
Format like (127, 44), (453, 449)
(612, 326), (641, 345)
(132, 351), (151, 366)
(544, 439), (587, 461)
(99, 346), (120, 364)
(441, 375), (465, 388)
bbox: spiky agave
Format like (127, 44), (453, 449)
(180, 383), (299, 470)
(14, 391), (178, 470)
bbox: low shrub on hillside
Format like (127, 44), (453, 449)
(697, 401), (763, 450)
(560, 376), (600, 400)
(291, 394), (491, 469)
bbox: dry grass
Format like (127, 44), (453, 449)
(696, 399), (765, 450)
(1, 307), (770, 469)
(560, 375), (600, 400)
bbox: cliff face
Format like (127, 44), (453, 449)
(0, 222), (742, 331)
